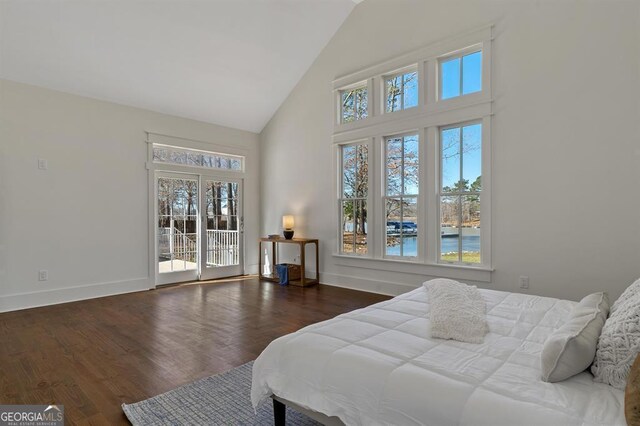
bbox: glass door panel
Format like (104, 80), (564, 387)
(156, 174), (199, 285)
(201, 178), (243, 280)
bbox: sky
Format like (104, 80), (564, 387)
(442, 123), (482, 191)
(442, 51), (482, 100)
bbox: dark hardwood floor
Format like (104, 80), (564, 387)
(0, 277), (389, 425)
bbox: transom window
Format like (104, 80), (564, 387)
(384, 134), (419, 257)
(340, 143), (369, 254)
(440, 122), (482, 264)
(340, 85), (368, 123)
(385, 70), (418, 113)
(440, 50), (482, 100)
(153, 144), (244, 171)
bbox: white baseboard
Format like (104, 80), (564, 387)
(1, 270), (418, 313)
(319, 272), (418, 296)
(245, 263), (259, 275)
(0, 277), (152, 313)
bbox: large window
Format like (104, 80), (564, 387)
(385, 70), (418, 113)
(340, 143), (369, 254)
(340, 85), (368, 123)
(333, 29), (491, 272)
(440, 122), (482, 264)
(384, 134), (419, 257)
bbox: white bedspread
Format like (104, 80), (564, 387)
(251, 287), (625, 426)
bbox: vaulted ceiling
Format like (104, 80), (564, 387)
(0, 0), (359, 133)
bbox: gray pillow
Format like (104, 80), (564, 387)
(541, 292), (609, 382)
(592, 281), (640, 390)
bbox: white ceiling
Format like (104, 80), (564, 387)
(0, 0), (358, 133)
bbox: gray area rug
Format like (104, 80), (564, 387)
(122, 361), (320, 425)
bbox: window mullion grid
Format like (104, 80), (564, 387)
(400, 137), (405, 256)
(342, 148), (347, 250)
(456, 193), (462, 263)
(386, 78), (390, 113)
(353, 150), (359, 254)
(382, 195), (387, 255)
(383, 139), (391, 257)
(357, 196), (366, 254)
(400, 75), (405, 111)
(383, 140), (389, 256)
(459, 54), (464, 97)
(458, 126), (463, 262)
(354, 90), (359, 121)
(398, 197), (404, 257)
(338, 148), (345, 254)
(351, 198), (356, 254)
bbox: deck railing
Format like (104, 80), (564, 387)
(158, 228), (239, 267)
(158, 227), (197, 262)
(206, 229), (239, 267)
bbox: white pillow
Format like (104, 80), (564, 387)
(424, 278), (488, 344)
(540, 292), (609, 382)
(592, 281), (640, 390)
(610, 278), (640, 315)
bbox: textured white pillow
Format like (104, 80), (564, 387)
(424, 278), (488, 344)
(611, 278), (640, 315)
(540, 292), (609, 382)
(592, 281), (640, 390)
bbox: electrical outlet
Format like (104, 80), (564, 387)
(38, 270), (48, 281)
(37, 158), (48, 170)
(519, 275), (529, 289)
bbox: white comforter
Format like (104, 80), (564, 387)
(251, 287), (625, 426)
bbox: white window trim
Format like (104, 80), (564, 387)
(437, 44), (484, 102)
(145, 132), (249, 288)
(436, 119), (485, 266)
(146, 132), (248, 174)
(152, 143), (245, 173)
(334, 138), (374, 257)
(332, 112), (492, 270)
(331, 25), (494, 279)
(382, 131), (421, 261)
(336, 81), (370, 125)
(382, 65), (419, 114)
(333, 25), (492, 134)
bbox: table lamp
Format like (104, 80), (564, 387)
(282, 215), (295, 240)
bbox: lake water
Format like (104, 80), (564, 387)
(386, 235), (480, 257)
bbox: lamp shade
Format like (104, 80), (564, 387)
(282, 215), (295, 230)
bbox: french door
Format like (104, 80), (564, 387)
(200, 177), (243, 280)
(155, 172), (243, 285)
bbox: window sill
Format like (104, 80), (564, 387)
(332, 253), (493, 283)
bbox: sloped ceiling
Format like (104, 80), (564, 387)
(0, 0), (358, 133)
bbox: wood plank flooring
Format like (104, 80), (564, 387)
(0, 277), (389, 425)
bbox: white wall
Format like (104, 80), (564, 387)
(260, 0), (640, 301)
(0, 79), (260, 312)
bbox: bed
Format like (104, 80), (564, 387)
(251, 286), (625, 425)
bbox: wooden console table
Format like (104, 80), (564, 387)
(258, 238), (319, 287)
